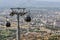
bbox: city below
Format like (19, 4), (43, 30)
(0, 7), (60, 40)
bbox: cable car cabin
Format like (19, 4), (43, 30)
(24, 15), (31, 22)
(6, 21), (11, 27)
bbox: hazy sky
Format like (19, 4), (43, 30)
(0, 0), (60, 2)
(35, 0), (60, 2)
(0, 0), (60, 8)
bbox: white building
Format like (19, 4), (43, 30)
(55, 19), (60, 28)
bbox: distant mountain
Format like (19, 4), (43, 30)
(20, 1), (60, 7)
(0, 0), (60, 8)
